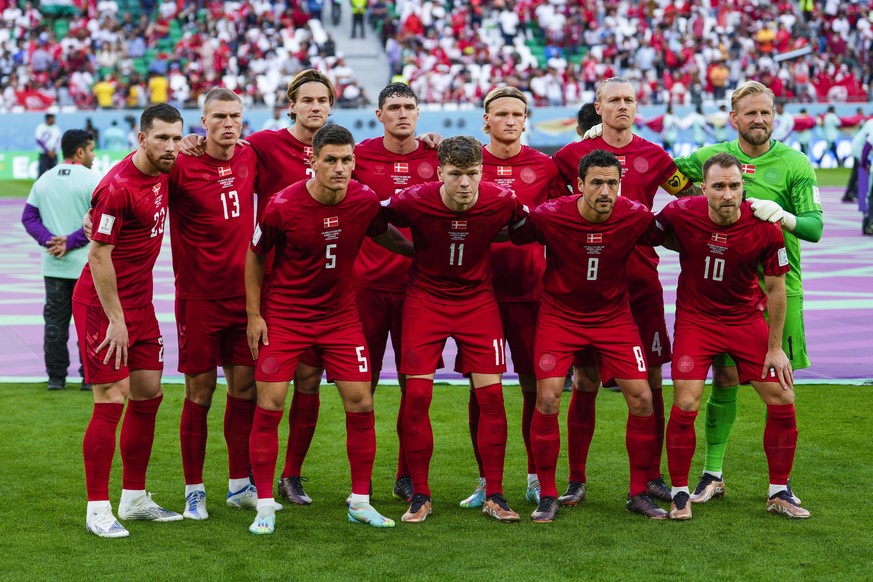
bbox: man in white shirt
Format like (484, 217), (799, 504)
(35, 112), (62, 177)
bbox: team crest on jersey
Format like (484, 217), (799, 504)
(218, 166), (232, 177)
(633, 156), (649, 173)
(711, 233), (728, 243)
(324, 216), (339, 228)
(741, 164), (756, 175)
(520, 167), (536, 184)
(451, 220), (467, 230)
(586, 233), (602, 243)
(418, 163), (434, 179)
(394, 162), (409, 173)
(497, 166), (512, 176)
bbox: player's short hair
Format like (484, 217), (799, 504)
(577, 102), (601, 134)
(140, 103), (183, 134)
(312, 124), (355, 157)
(202, 87), (242, 113)
(438, 135), (482, 168)
(286, 69), (336, 121)
(61, 129), (93, 159)
(578, 149), (622, 181)
(595, 77), (634, 102)
(730, 81), (775, 112)
(702, 152), (742, 181)
(378, 82), (418, 109)
(482, 86), (528, 134)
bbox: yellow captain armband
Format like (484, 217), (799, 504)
(661, 169), (690, 195)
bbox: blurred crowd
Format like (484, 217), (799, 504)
(382, 0), (873, 106)
(0, 0), (368, 111)
(2, 0), (873, 111)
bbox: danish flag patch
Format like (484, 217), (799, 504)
(741, 164), (756, 175)
(451, 220), (467, 230)
(497, 166), (512, 176)
(711, 232), (728, 243)
(324, 216), (339, 228)
(394, 162), (409, 173)
(587, 233), (602, 243)
(218, 166), (232, 177)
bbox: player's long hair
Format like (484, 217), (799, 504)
(286, 69), (336, 121)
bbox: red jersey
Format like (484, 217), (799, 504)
(482, 145), (566, 302)
(168, 147), (257, 300)
(352, 138), (439, 292)
(384, 181), (529, 303)
(252, 179), (386, 322)
(246, 128), (313, 217)
(656, 197), (789, 326)
(520, 195), (662, 324)
(553, 135), (685, 281)
(74, 153), (168, 309)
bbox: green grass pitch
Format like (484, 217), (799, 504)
(0, 382), (869, 581)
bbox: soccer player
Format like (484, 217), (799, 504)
(22, 129), (99, 391)
(673, 81), (822, 504)
(459, 86), (566, 510)
(245, 124), (409, 535)
(518, 149), (668, 522)
(351, 82), (439, 503)
(552, 77), (696, 506)
(657, 152), (808, 520)
(168, 88), (268, 520)
(73, 104), (184, 538)
(383, 136), (529, 524)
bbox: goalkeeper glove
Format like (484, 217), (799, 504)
(748, 197), (796, 231)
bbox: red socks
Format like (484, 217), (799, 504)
(764, 403), (797, 485)
(180, 398), (208, 485)
(474, 383), (507, 498)
(666, 406), (698, 489)
(282, 390), (319, 478)
(120, 394), (162, 491)
(395, 388), (408, 480)
(566, 389), (596, 483)
(346, 410), (376, 495)
(626, 412), (657, 496)
(467, 389), (484, 478)
(521, 390), (537, 474)
(83, 402), (124, 501)
(530, 408), (560, 498)
(649, 388), (665, 481)
(400, 377), (434, 497)
(250, 406), (283, 499)
(225, 395), (256, 480)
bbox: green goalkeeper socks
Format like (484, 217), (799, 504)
(703, 385), (739, 474)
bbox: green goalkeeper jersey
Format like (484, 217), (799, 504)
(674, 139), (822, 297)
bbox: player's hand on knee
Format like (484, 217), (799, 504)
(247, 316), (268, 359)
(762, 348), (793, 390)
(97, 321), (129, 370)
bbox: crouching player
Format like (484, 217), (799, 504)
(657, 152), (808, 520)
(245, 125), (411, 534)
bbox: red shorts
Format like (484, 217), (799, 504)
(498, 300), (538, 375)
(255, 313), (370, 383)
(176, 296), (254, 375)
(671, 316), (778, 384)
(356, 287), (404, 373)
(535, 310), (647, 383)
(401, 294), (506, 376)
(73, 301), (164, 384)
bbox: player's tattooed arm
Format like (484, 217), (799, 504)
(244, 249), (268, 359)
(373, 225), (414, 257)
(762, 272), (793, 390)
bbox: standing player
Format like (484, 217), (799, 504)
(245, 125), (409, 535)
(73, 104), (184, 538)
(518, 149), (667, 522)
(657, 152), (807, 520)
(673, 81), (822, 504)
(384, 136), (530, 524)
(351, 83), (439, 502)
(552, 77), (695, 506)
(459, 86), (566, 510)
(168, 88), (268, 520)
